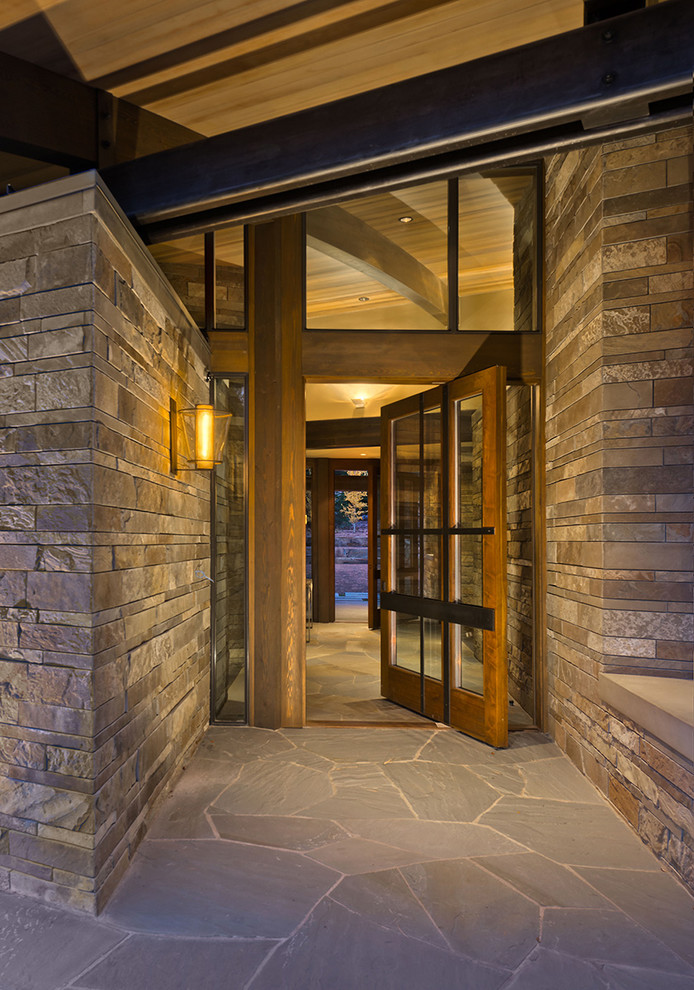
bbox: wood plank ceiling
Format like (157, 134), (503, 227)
(0, 1), (580, 329)
(2, 1), (581, 139)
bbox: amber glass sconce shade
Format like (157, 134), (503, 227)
(172, 400), (232, 470)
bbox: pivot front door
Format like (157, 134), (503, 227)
(380, 366), (508, 747)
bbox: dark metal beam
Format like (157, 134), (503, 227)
(101, 1), (694, 235)
(0, 50), (97, 169)
(0, 51), (200, 171)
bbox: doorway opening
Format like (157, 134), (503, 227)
(305, 376), (541, 740)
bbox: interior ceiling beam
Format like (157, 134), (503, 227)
(101, 0), (693, 237)
(0, 51), (200, 171)
(306, 207), (448, 325)
(208, 331), (541, 384)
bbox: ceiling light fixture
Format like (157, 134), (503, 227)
(398, 216), (413, 223)
(358, 296), (370, 302)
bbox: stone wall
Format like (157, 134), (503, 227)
(0, 172), (211, 911)
(544, 124), (693, 889)
(506, 384), (534, 717)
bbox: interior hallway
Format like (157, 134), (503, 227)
(2, 725), (693, 990)
(308, 601), (534, 729)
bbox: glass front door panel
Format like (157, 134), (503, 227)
(455, 394), (483, 529)
(394, 412), (420, 529)
(453, 534), (483, 607)
(381, 367), (508, 747)
(451, 624), (484, 695)
(423, 618), (442, 681)
(423, 534), (441, 600)
(395, 613), (420, 673)
(394, 535), (420, 596)
(422, 406), (442, 529)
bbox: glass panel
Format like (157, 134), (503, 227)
(212, 378), (247, 722)
(458, 170), (537, 332)
(149, 235), (206, 329)
(306, 181), (448, 330)
(394, 536), (419, 597)
(148, 227), (245, 330)
(335, 488), (368, 597)
(453, 534), (483, 607)
(423, 618), (442, 681)
(395, 613), (420, 673)
(422, 406), (441, 529)
(423, 535), (441, 600)
(451, 624), (484, 696)
(214, 226), (245, 329)
(455, 394), (484, 529)
(393, 412), (420, 529)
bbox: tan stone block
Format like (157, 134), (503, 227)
(20, 284), (94, 321)
(0, 335), (28, 363)
(608, 774), (639, 827)
(37, 243), (93, 292)
(649, 270), (694, 293)
(641, 738), (694, 798)
(0, 506), (35, 530)
(601, 380), (653, 411)
(35, 368), (92, 411)
(0, 775), (93, 830)
(27, 326), (88, 360)
(46, 746), (94, 778)
(19, 621), (92, 653)
(0, 570), (27, 607)
(603, 237), (668, 273)
(25, 664), (92, 710)
(26, 572), (91, 611)
(0, 544), (36, 569)
(0, 658), (27, 724)
(36, 545), (91, 573)
(0, 736), (44, 769)
(0, 375), (35, 414)
(667, 156), (692, 187)
(9, 869), (97, 913)
(17, 700), (93, 735)
(651, 299), (693, 331)
(1, 464), (91, 506)
(654, 375), (694, 406)
(10, 830), (94, 876)
(616, 751), (659, 803)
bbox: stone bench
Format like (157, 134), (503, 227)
(598, 674), (694, 761)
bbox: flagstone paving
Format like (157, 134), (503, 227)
(1, 724), (693, 990)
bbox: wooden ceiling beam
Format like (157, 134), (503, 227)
(208, 331), (541, 385)
(101, 1), (693, 236)
(0, 51), (200, 171)
(307, 207), (448, 325)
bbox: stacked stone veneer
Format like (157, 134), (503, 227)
(506, 385), (534, 717)
(0, 172), (211, 911)
(544, 125), (693, 889)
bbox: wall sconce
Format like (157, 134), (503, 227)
(170, 399), (232, 471)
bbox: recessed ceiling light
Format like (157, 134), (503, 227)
(398, 216), (413, 223)
(358, 296), (370, 302)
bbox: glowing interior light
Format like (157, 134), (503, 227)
(196, 404), (215, 469)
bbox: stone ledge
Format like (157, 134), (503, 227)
(599, 673), (694, 762)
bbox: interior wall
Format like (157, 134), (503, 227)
(0, 172), (211, 911)
(544, 124), (693, 889)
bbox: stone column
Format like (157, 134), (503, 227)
(0, 173), (211, 911)
(544, 124), (693, 888)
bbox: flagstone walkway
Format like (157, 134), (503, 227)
(1, 724), (693, 990)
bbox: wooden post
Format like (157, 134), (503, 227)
(247, 216), (305, 728)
